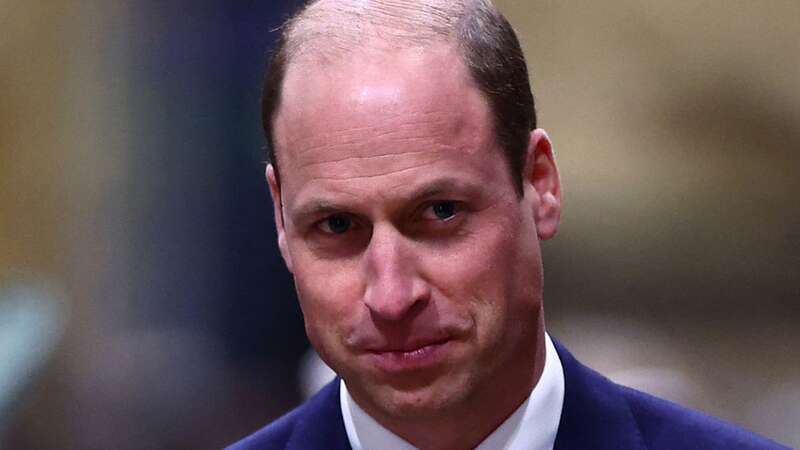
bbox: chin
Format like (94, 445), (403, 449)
(354, 368), (475, 420)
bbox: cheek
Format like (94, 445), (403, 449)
(437, 218), (533, 298)
(432, 217), (541, 335)
(293, 259), (365, 340)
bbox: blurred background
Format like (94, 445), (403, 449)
(1, 0), (797, 448)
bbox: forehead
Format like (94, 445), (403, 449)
(274, 45), (503, 202)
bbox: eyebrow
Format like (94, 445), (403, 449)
(405, 178), (481, 201)
(288, 177), (482, 221)
(290, 199), (350, 222)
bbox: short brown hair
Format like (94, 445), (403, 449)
(262, 0), (536, 192)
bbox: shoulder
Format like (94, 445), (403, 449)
(224, 407), (299, 450)
(619, 385), (790, 450)
(551, 338), (790, 450)
(224, 379), (346, 450)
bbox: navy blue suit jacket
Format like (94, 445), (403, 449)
(227, 340), (790, 450)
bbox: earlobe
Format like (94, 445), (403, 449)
(524, 129), (562, 241)
(266, 164), (294, 272)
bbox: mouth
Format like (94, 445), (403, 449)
(365, 338), (453, 373)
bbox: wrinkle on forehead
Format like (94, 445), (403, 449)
(286, 110), (455, 161)
(298, 149), (452, 182)
(281, 119), (484, 188)
(302, 158), (443, 183)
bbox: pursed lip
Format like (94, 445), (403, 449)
(363, 337), (454, 372)
(366, 336), (451, 354)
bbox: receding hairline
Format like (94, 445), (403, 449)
(264, 0), (536, 193)
(281, 0), (473, 63)
(272, 0), (492, 166)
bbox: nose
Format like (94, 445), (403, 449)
(363, 224), (429, 322)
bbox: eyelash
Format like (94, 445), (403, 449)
(419, 200), (460, 222)
(311, 200), (465, 237)
(315, 214), (358, 235)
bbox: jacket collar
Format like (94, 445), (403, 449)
(286, 378), (352, 450)
(552, 338), (647, 450)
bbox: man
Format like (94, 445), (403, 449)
(228, 1), (789, 449)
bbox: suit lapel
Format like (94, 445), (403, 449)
(552, 339), (648, 450)
(286, 378), (352, 450)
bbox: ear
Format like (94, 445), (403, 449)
(523, 129), (561, 240)
(266, 164), (294, 272)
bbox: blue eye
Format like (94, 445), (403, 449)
(431, 201), (457, 221)
(323, 215), (351, 234)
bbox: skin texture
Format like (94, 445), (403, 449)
(268, 44), (561, 450)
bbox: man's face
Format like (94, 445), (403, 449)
(270, 45), (558, 421)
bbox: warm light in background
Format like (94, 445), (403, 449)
(1, 1), (798, 448)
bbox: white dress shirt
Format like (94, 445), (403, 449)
(340, 333), (565, 450)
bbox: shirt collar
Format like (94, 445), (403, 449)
(340, 333), (565, 450)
